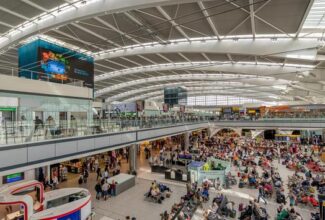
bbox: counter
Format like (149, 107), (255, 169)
(107, 174), (135, 195)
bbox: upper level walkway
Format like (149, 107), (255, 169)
(0, 120), (208, 175)
(213, 118), (325, 129)
(1, 117), (325, 174)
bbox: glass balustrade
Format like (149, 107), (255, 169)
(0, 118), (207, 145)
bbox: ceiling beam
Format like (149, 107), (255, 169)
(95, 73), (288, 96)
(0, 6), (29, 20)
(93, 16), (141, 44)
(0, 0), (201, 51)
(249, 0), (256, 38)
(295, 0), (314, 37)
(94, 61), (312, 82)
(94, 38), (320, 61)
(197, 1), (220, 40)
(156, 6), (190, 40)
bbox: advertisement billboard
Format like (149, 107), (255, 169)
(19, 39), (94, 88)
(136, 100), (145, 112)
(163, 103), (169, 112)
(112, 102), (137, 113)
(180, 105), (185, 113)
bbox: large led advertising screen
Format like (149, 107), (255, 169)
(19, 39), (94, 88)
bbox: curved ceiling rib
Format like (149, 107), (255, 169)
(95, 62), (314, 82)
(94, 38), (320, 61)
(106, 83), (286, 102)
(0, 0), (201, 52)
(123, 90), (286, 102)
(95, 73), (289, 96)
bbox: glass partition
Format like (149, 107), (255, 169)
(0, 117), (207, 145)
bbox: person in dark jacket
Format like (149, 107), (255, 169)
(95, 180), (102, 200)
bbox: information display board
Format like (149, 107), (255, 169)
(164, 87), (187, 106)
(3, 172), (24, 184)
(18, 39), (94, 88)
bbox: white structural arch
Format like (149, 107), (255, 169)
(94, 38), (320, 61)
(95, 61), (314, 82)
(95, 73), (289, 96)
(123, 90), (278, 102)
(105, 82), (285, 102)
(0, 0), (202, 52)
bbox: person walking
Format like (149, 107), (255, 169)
(83, 169), (89, 183)
(257, 185), (267, 204)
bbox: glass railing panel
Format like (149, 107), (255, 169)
(0, 118), (207, 145)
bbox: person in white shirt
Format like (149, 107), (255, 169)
(52, 175), (58, 189)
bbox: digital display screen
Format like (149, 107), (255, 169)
(39, 48), (94, 87)
(18, 39), (94, 88)
(3, 172), (24, 184)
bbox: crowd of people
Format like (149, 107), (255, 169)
(149, 129), (324, 219)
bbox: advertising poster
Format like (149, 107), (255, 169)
(163, 103), (169, 112)
(18, 39), (94, 88)
(112, 102), (137, 113)
(180, 105), (185, 113)
(136, 100), (145, 112)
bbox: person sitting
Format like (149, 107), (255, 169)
(311, 174), (321, 188)
(309, 194), (319, 207)
(201, 187), (209, 202)
(158, 183), (171, 193)
(248, 175), (257, 187)
(277, 207), (289, 220)
(212, 192), (224, 205)
(225, 201), (235, 215)
(239, 201), (253, 220)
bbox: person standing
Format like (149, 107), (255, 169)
(96, 167), (101, 181)
(52, 175), (59, 190)
(70, 115), (77, 136)
(102, 180), (110, 201)
(95, 180), (102, 200)
(34, 116), (44, 134)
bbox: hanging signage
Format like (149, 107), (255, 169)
(180, 105), (185, 113)
(0, 107), (16, 111)
(163, 103), (169, 112)
(3, 172), (25, 184)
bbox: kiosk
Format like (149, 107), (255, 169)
(0, 180), (93, 220)
(188, 158), (231, 184)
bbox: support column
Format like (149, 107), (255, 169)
(207, 127), (212, 137)
(184, 132), (190, 151)
(46, 165), (51, 179)
(129, 144), (138, 174)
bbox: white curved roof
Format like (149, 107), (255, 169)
(0, 0), (324, 104)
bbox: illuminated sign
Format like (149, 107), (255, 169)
(3, 172), (24, 184)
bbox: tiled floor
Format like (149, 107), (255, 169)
(55, 150), (318, 220)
